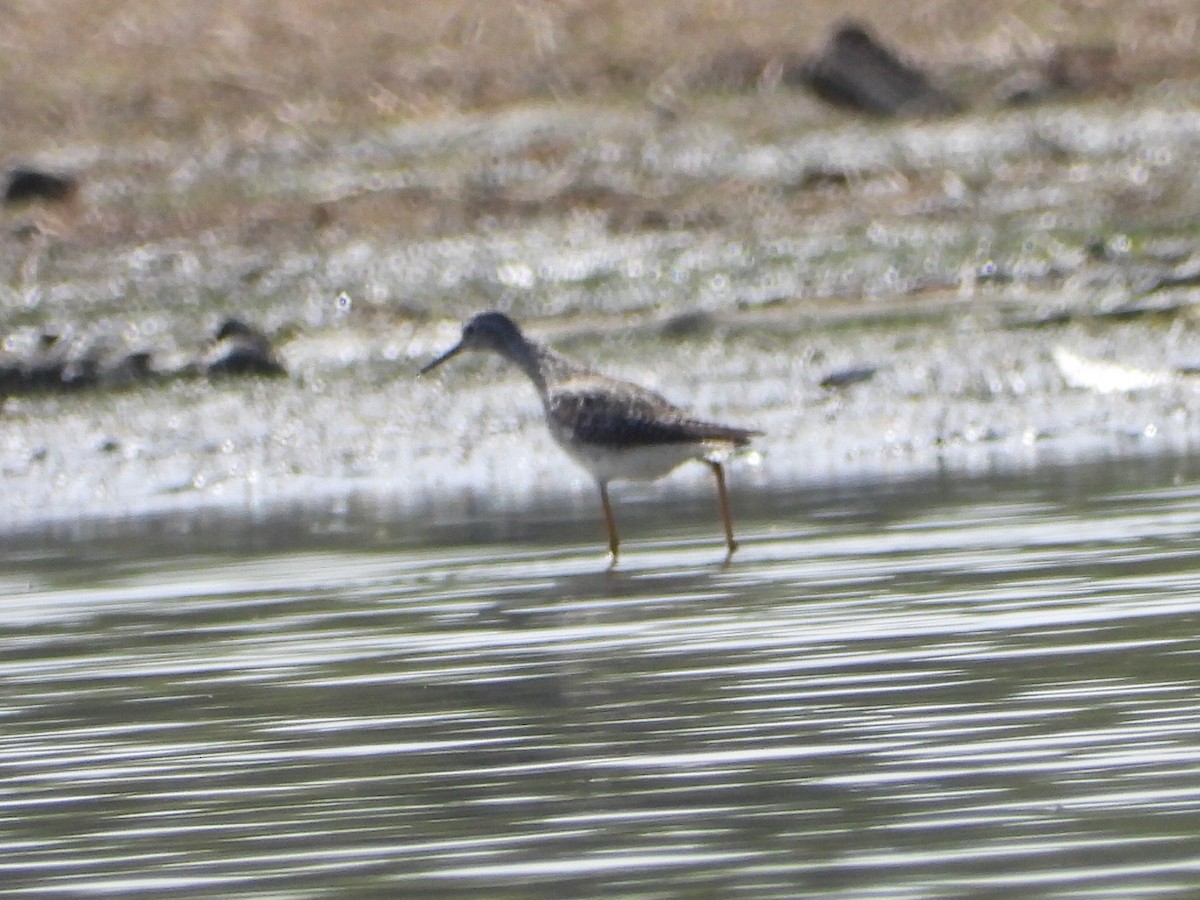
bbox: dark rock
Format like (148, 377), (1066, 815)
(0, 360), (22, 394)
(791, 21), (962, 117)
(659, 310), (717, 340)
(820, 365), (878, 389)
(3, 167), (79, 206)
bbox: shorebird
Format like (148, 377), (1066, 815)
(420, 311), (759, 564)
(204, 318), (286, 378)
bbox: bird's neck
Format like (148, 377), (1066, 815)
(503, 340), (581, 401)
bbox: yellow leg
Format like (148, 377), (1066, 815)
(709, 461), (738, 558)
(599, 481), (620, 565)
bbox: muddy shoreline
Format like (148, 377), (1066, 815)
(6, 27), (1200, 537)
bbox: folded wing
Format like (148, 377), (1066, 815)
(549, 381), (757, 449)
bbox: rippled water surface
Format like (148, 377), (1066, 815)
(4, 455), (1200, 896)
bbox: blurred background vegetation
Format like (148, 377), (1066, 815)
(3, 1), (1195, 143)
(4, 0), (1198, 252)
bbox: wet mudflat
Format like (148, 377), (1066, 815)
(9, 91), (1200, 523)
(2, 454), (1199, 896)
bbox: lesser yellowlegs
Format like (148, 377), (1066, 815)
(420, 311), (760, 564)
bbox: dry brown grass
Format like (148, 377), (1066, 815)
(3, 0), (1199, 255)
(3, 0), (1198, 153)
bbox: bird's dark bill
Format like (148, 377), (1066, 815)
(419, 342), (464, 375)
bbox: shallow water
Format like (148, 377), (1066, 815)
(3, 454), (1200, 896)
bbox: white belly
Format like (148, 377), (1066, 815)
(564, 439), (700, 482)
(549, 425), (707, 483)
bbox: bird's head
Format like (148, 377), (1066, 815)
(420, 311), (526, 374)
